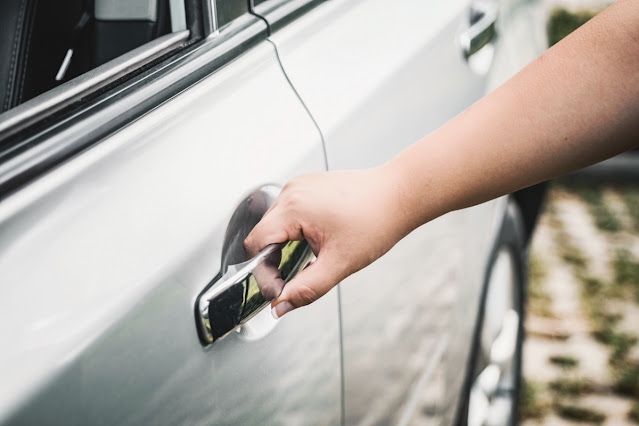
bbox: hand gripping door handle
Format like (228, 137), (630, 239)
(459, 0), (498, 58)
(195, 240), (314, 345)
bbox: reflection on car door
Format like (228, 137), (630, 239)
(0, 41), (341, 424)
(266, 0), (494, 423)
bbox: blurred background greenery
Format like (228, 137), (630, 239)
(520, 3), (639, 425)
(547, 8), (595, 46)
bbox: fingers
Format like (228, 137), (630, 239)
(244, 209), (287, 257)
(271, 253), (343, 319)
(244, 203), (306, 257)
(252, 261), (285, 301)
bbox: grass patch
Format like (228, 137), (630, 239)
(593, 327), (637, 362)
(555, 180), (623, 232)
(582, 274), (639, 368)
(567, 248), (635, 364)
(614, 362), (639, 397)
(577, 186), (622, 232)
(549, 377), (592, 396)
(581, 275), (605, 294)
(619, 185), (639, 233)
(629, 400), (639, 424)
(578, 274), (623, 332)
(549, 354), (579, 370)
(548, 8), (597, 47)
(541, 183), (639, 410)
(554, 403), (606, 424)
(613, 249), (639, 285)
(552, 229), (632, 364)
(520, 380), (550, 419)
(561, 244), (588, 268)
(528, 253), (553, 317)
(613, 249), (639, 301)
(529, 252), (547, 283)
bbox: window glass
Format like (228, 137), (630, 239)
(215, 0), (249, 29)
(0, 0), (187, 114)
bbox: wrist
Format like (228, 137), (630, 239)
(376, 160), (421, 240)
(381, 139), (454, 235)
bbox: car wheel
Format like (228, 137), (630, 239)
(464, 200), (526, 426)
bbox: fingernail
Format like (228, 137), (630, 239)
(271, 301), (293, 319)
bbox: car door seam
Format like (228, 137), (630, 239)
(266, 38), (328, 171)
(266, 37), (344, 424)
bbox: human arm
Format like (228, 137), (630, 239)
(245, 0), (639, 318)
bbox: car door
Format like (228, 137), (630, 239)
(254, 0), (509, 423)
(0, 3), (341, 425)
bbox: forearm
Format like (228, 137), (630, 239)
(245, 0), (639, 315)
(387, 0), (639, 235)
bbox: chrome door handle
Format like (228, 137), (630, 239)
(459, 1), (498, 58)
(195, 240), (314, 345)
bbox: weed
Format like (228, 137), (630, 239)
(581, 275), (604, 294)
(556, 181), (623, 232)
(613, 249), (639, 301)
(619, 185), (639, 233)
(580, 186), (622, 232)
(520, 380), (550, 419)
(529, 252), (547, 283)
(592, 327), (637, 362)
(576, 270), (636, 364)
(554, 403), (606, 423)
(549, 377), (592, 396)
(561, 244), (588, 268)
(528, 254), (553, 317)
(548, 9), (597, 46)
(614, 362), (639, 397)
(549, 355), (579, 370)
(582, 287), (621, 332)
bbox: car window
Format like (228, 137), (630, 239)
(0, 0), (266, 198)
(215, 0), (249, 29)
(0, 0), (263, 156)
(249, 0), (324, 34)
(0, 0), (189, 114)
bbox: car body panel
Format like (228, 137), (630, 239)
(0, 0), (549, 423)
(267, 0), (490, 422)
(267, 0), (545, 422)
(0, 41), (341, 425)
(486, 0), (547, 93)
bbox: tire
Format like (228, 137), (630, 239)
(457, 200), (526, 426)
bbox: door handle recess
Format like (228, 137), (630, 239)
(195, 240), (314, 345)
(459, 1), (498, 58)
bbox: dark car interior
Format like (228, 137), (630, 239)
(0, 0), (174, 114)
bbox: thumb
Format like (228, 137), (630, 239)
(271, 253), (344, 319)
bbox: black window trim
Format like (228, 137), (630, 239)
(0, 31), (190, 145)
(250, 0), (327, 34)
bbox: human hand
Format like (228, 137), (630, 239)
(244, 167), (408, 318)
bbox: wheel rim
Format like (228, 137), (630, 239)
(468, 248), (520, 426)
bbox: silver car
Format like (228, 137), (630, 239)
(0, 0), (546, 424)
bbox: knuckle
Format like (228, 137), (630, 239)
(294, 284), (319, 307)
(243, 234), (253, 248)
(282, 180), (300, 195)
(284, 192), (300, 207)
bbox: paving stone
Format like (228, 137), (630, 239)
(578, 394), (635, 426)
